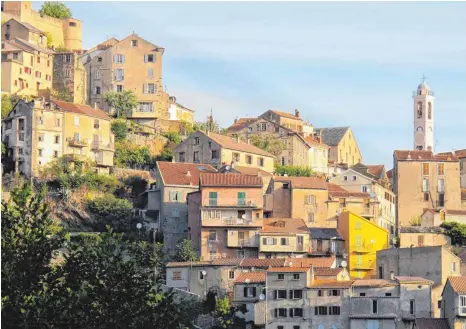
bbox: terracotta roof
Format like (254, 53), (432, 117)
(14, 37), (54, 54)
(156, 161), (216, 186)
(166, 261), (212, 268)
(226, 117), (258, 134)
(285, 257), (336, 268)
(240, 258), (286, 268)
(446, 209), (466, 216)
(1, 40), (23, 52)
(455, 149), (466, 158)
(387, 169), (393, 179)
(314, 267), (344, 277)
(395, 276), (432, 284)
(200, 173), (262, 187)
(366, 165), (385, 178)
(260, 218), (308, 234)
(309, 280), (354, 288)
(352, 279), (397, 288)
(235, 272), (266, 283)
(268, 267), (310, 273)
(233, 166), (272, 177)
(447, 276), (466, 293)
(269, 110), (302, 120)
(211, 258), (243, 266)
(53, 100), (110, 120)
(206, 132), (274, 157)
(16, 20), (43, 34)
(328, 183), (370, 198)
(394, 150), (458, 162)
(273, 176), (328, 190)
(415, 318), (450, 329)
(304, 136), (329, 148)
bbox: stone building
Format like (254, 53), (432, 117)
(377, 245), (461, 317)
(315, 126), (363, 166)
(441, 276), (466, 329)
(174, 131), (275, 173)
(52, 52), (87, 104)
(455, 149), (466, 189)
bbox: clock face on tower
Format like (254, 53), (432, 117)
(415, 131), (424, 145)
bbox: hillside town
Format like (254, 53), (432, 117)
(1, 2), (466, 329)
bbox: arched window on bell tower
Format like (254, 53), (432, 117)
(428, 102), (432, 119)
(417, 102), (423, 118)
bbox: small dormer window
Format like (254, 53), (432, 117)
(283, 183), (289, 189)
(69, 22), (76, 27)
(131, 40), (138, 47)
(97, 57), (102, 63)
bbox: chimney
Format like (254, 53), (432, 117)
(186, 170), (191, 177)
(247, 137), (250, 145)
(234, 118), (238, 124)
(295, 109), (300, 118)
(390, 271), (395, 280)
(94, 102), (98, 109)
(206, 130), (210, 136)
(236, 135), (240, 143)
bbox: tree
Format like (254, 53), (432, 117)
(173, 239), (199, 262)
(211, 296), (247, 329)
(86, 194), (133, 232)
(441, 222), (466, 246)
(52, 86), (73, 102)
(2, 94), (13, 119)
(111, 119), (128, 141)
(114, 141), (154, 169)
(1, 184), (67, 325)
(163, 131), (182, 145)
(250, 134), (285, 158)
(105, 90), (138, 118)
(39, 2), (72, 19)
(156, 147), (173, 161)
(44, 31), (53, 48)
(274, 164), (314, 177)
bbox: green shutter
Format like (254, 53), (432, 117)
(238, 192), (246, 206)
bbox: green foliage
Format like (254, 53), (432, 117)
(173, 239), (199, 262)
(1, 142), (6, 155)
(193, 114), (221, 134)
(250, 134), (285, 157)
(86, 194), (133, 231)
(44, 31), (53, 48)
(2, 94), (13, 119)
(156, 148), (173, 161)
(1, 184), (67, 324)
(55, 44), (70, 52)
(105, 90), (138, 118)
(111, 119), (129, 141)
(163, 131), (182, 144)
(274, 164), (314, 177)
(211, 296), (247, 329)
(39, 1), (72, 19)
(52, 86), (73, 102)
(409, 216), (422, 227)
(114, 141), (154, 169)
(441, 222), (466, 246)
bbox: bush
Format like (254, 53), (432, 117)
(163, 131), (182, 145)
(114, 141), (154, 169)
(441, 221), (466, 246)
(2, 94), (13, 119)
(111, 119), (128, 141)
(274, 164), (314, 177)
(156, 148), (173, 161)
(86, 194), (133, 231)
(39, 2), (72, 19)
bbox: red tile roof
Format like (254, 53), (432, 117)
(395, 276), (432, 284)
(226, 118), (258, 134)
(270, 110), (302, 120)
(366, 165), (385, 178)
(314, 267), (344, 277)
(352, 279), (397, 287)
(234, 166), (272, 177)
(235, 272), (266, 283)
(415, 318), (451, 329)
(386, 169), (393, 179)
(157, 161), (216, 186)
(448, 276), (466, 293)
(206, 132), (274, 157)
(309, 280), (354, 288)
(53, 100), (110, 120)
(268, 267), (310, 273)
(211, 258), (243, 266)
(240, 258), (286, 268)
(200, 173), (263, 187)
(274, 176), (328, 190)
(394, 150), (458, 162)
(455, 149), (466, 158)
(304, 136), (330, 149)
(285, 257), (336, 268)
(328, 183), (371, 198)
(260, 218), (308, 234)
(166, 261), (212, 268)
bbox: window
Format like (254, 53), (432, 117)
(38, 133), (44, 142)
(45, 74), (51, 81)
(178, 152), (185, 162)
(275, 126), (280, 133)
(343, 176), (348, 181)
(278, 274), (284, 280)
(95, 69), (100, 79)
(169, 191), (179, 201)
(244, 287), (256, 298)
(362, 185), (368, 193)
(35, 71), (42, 78)
(276, 290), (286, 299)
(293, 274), (300, 280)
(55, 135), (60, 144)
(209, 192), (218, 206)
(283, 183), (289, 189)
(328, 289), (340, 296)
(275, 308), (287, 317)
(54, 150), (58, 158)
(64, 54), (71, 63)
(131, 40), (138, 47)
(258, 157), (264, 167)
(2, 53), (7, 61)
(438, 300), (442, 309)
(97, 57), (102, 63)
(422, 178), (429, 192)
(352, 176), (357, 181)
(422, 163), (429, 175)
(424, 193), (429, 202)
(114, 54), (125, 63)
(94, 86), (101, 95)
(315, 306), (328, 315)
(211, 150), (218, 159)
(37, 116), (43, 124)
(246, 155), (252, 164)
(359, 293), (366, 297)
(208, 230), (217, 241)
(329, 306), (341, 315)
(74, 132), (80, 142)
(194, 137), (200, 145)
(172, 271), (181, 280)
(38, 149), (43, 157)
(385, 293), (392, 297)
(308, 212), (315, 223)
(19, 118), (25, 131)
(139, 102), (153, 112)
(145, 54), (156, 62)
(290, 290), (303, 299)
(148, 68), (154, 78)
(25, 66), (31, 74)
(228, 270), (235, 280)
(281, 156), (287, 166)
(47, 60), (50, 67)
(74, 116), (79, 126)
(438, 163), (444, 175)
(233, 153), (240, 162)
(64, 69), (70, 78)
(116, 85), (123, 92)
(280, 237), (288, 246)
(143, 83), (156, 94)
(114, 69), (124, 81)
(5, 121), (12, 130)
(69, 22), (77, 27)
(372, 300), (378, 314)
(237, 192), (246, 206)
(37, 56), (40, 63)
(452, 262), (456, 273)
(378, 266), (383, 279)
(290, 308), (303, 317)
(193, 151), (199, 162)
(461, 296), (466, 314)
(18, 148), (23, 154)
(306, 195), (316, 205)
(410, 299), (415, 315)
(263, 237), (277, 245)
(199, 271), (205, 280)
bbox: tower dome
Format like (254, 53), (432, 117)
(417, 81), (431, 91)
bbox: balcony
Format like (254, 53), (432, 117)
(202, 216), (263, 228)
(352, 261), (374, 270)
(360, 205), (377, 218)
(352, 243), (374, 253)
(64, 153), (87, 162)
(227, 232), (259, 248)
(91, 141), (115, 151)
(205, 198), (261, 209)
(95, 151), (113, 167)
(67, 137), (88, 148)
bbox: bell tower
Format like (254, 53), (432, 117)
(413, 76), (435, 152)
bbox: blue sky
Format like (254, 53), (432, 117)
(35, 2), (466, 168)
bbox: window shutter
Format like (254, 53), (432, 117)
(315, 307), (318, 315)
(289, 308), (293, 317)
(122, 54), (125, 63)
(262, 237), (267, 245)
(252, 287), (256, 297)
(289, 290), (293, 299)
(273, 238), (277, 245)
(274, 309), (277, 317)
(327, 290), (332, 296)
(274, 290), (277, 299)
(243, 287), (247, 297)
(284, 308), (287, 317)
(143, 84), (148, 94)
(144, 54), (148, 63)
(113, 54), (117, 63)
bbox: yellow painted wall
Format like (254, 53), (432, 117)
(331, 128), (362, 165)
(221, 148), (275, 173)
(290, 188), (330, 228)
(338, 211), (388, 279)
(259, 234), (310, 253)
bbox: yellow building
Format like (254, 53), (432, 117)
(338, 211), (389, 279)
(1, 1), (82, 51)
(316, 126), (363, 166)
(2, 19), (54, 97)
(1, 99), (114, 177)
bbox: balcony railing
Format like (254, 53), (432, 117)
(67, 137), (88, 147)
(206, 199), (259, 208)
(353, 243), (374, 253)
(353, 261), (374, 270)
(91, 141), (115, 151)
(360, 205), (376, 217)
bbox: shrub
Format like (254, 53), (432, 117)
(274, 164), (314, 177)
(86, 194), (133, 231)
(163, 131), (182, 145)
(111, 119), (128, 141)
(114, 141), (154, 169)
(39, 2), (72, 19)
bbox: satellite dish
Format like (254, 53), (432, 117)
(341, 260), (347, 268)
(259, 294), (266, 300)
(201, 270), (207, 276)
(241, 214), (246, 219)
(226, 165), (230, 171)
(245, 279), (250, 284)
(370, 192), (376, 198)
(136, 223), (142, 229)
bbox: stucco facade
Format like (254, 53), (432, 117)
(317, 126), (363, 166)
(441, 277), (466, 329)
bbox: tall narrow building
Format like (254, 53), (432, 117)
(413, 77), (435, 152)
